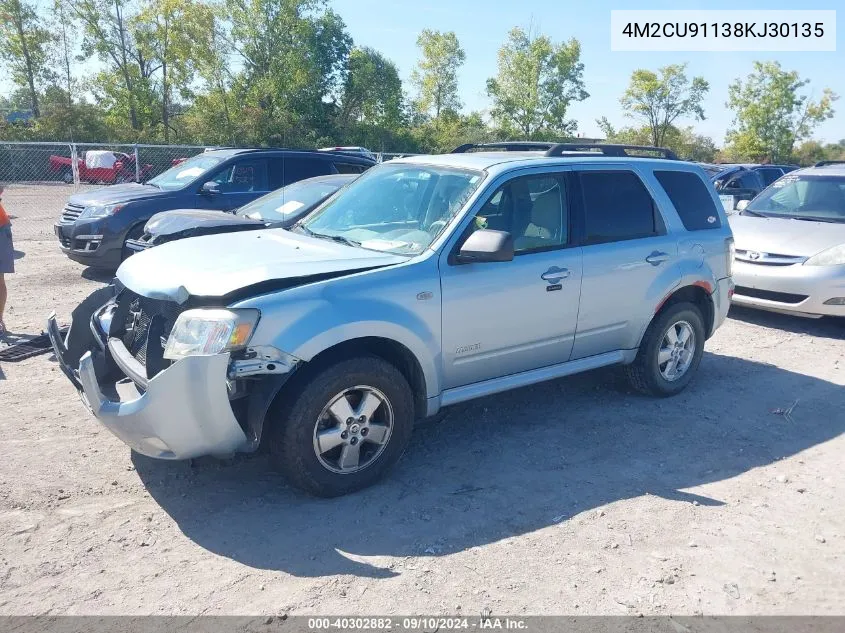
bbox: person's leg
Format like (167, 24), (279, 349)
(0, 272), (6, 333)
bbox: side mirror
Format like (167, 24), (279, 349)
(736, 199), (750, 211)
(201, 181), (221, 195)
(456, 229), (514, 264)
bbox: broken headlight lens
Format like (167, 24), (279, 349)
(163, 308), (259, 360)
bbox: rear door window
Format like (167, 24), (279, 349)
(275, 157), (333, 188)
(333, 162), (369, 174)
(578, 171), (661, 244)
(757, 167), (784, 186)
(654, 170), (722, 230)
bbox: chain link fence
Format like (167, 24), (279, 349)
(0, 142), (206, 242)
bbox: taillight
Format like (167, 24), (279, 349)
(726, 237), (735, 277)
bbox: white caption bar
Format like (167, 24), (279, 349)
(611, 10), (836, 52)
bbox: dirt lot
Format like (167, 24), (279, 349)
(1, 186), (844, 616)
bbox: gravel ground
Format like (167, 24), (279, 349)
(0, 189), (843, 616)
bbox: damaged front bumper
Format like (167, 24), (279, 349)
(48, 312), (248, 459)
(47, 292), (295, 460)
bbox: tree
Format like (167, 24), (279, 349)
(793, 138), (845, 166)
(486, 26), (588, 138)
(0, 0), (55, 117)
(338, 47), (403, 129)
(135, 0), (215, 140)
(726, 61), (837, 163)
(68, 0), (153, 132)
(619, 63), (708, 148)
(223, 0), (351, 143)
(410, 29), (465, 120)
(598, 118), (717, 162)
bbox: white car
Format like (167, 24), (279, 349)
(729, 163), (845, 317)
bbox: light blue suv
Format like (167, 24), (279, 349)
(49, 143), (735, 497)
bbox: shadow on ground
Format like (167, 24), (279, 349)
(13, 249), (24, 260)
(81, 267), (116, 283)
(729, 305), (844, 340)
(134, 350), (845, 579)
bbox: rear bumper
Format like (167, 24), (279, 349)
(47, 312), (249, 460)
(712, 277), (734, 334)
(732, 260), (845, 317)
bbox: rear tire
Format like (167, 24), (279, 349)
(625, 302), (705, 397)
(267, 355), (414, 497)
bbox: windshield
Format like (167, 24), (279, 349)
(236, 178), (349, 222)
(300, 163), (484, 254)
(147, 154), (223, 190)
(746, 174), (845, 223)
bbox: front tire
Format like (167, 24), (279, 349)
(121, 224), (145, 262)
(268, 356), (414, 497)
(625, 302), (706, 397)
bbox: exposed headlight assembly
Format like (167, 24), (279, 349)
(80, 203), (124, 219)
(163, 309), (259, 360)
(804, 244), (845, 266)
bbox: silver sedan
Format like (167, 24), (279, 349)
(729, 163), (845, 318)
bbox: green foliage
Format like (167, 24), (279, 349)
(410, 29), (465, 119)
(792, 139), (845, 166)
(0, 0), (55, 117)
(339, 46), (403, 129)
(620, 63), (709, 147)
(726, 61), (837, 163)
(486, 26), (588, 139)
(598, 117), (716, 163)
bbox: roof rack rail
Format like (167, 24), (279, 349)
(544, 143), (678, 160)
(451, 141), (558, 153)
(814, 160), (845, 167)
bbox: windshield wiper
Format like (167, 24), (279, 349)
(789, 216), (843, 223)
(315, 233), (362, 248)
(740, 208), (767, 217)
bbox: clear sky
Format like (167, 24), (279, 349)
(331, 0), (844, 144)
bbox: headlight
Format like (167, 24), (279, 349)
(163, 309), (259, 360)
(804, 244), (845, 266)
(80, 203), (124, 219)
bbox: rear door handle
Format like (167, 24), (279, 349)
(645, 251), (670, 266)
(541, 266), (570, 283)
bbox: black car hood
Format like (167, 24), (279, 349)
(67, 183), (172, 206)
(146, 209), (264, 238)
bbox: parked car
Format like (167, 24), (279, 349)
(49, 150), (153, 184)
(54, 148), (374, 270)
(701, 163), (802, 214)
(126, 174), (358, 253)
(729, 163), (845, 317)
(48, 143), (733, 497)
(319, 146), (377, 162)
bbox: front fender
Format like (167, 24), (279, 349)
(232, 260), (443, 399)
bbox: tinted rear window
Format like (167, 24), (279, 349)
(334, 162), (369, 174)
(654, 170), (722, 230)
(579, 171), (660, 244)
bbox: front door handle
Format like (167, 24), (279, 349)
(541, 266), (570, 283)
(645, 251), (670, 266)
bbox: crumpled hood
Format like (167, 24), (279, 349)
(117, 228), (407, 302)
(68, 183), (167, 206)
(145, 209), (263, 237)
(728, 214), (845, 257)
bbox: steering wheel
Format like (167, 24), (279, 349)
(428, 219), (448, 236)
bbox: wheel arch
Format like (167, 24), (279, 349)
(653, 283), (716, 339)
(293, 336), (430, 422)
